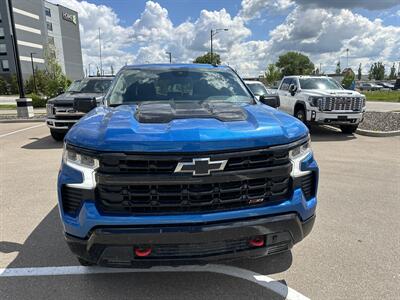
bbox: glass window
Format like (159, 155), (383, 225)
(45, 7), (51, 17)
(105, 68), (253, 106)
(280, 78), (292, 91)
(46, 22), (53, 31)
(2, 59), (9, 71)
(246, 82), (268, 96)
(0, 44), (6, 54)
(299, 78), (343, 90)
(69, 78), (113, 93)
(0, 27), (4, 38)
(48, 36), (55, 45)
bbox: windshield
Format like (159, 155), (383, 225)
(66, 80), (82, 92)
(69, 78), (113, 93)
(106, 68), (253, 105)
(246, 82), (268, 96)
(299, 78), (343, 90)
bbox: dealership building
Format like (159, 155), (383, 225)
(0, 0), (83, 82)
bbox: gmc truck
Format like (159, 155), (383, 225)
(277, 76), (366, 133)
(58, 64), (318, 266)
(46, 76), (113, 141)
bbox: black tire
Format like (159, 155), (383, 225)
(340, 124), (358, 134)
(77, 257), (95, 266)
(50, 129), (66, 141)
(294, 108), (308, 125)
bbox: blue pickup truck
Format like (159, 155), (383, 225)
(58, 64), (318, 266)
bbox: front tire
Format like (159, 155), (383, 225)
(340, 124), (358, 134)
(50, 129), (66, 141)
(294, 108), (309, 127)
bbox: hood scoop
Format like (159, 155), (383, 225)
(135, 101), (248, 123)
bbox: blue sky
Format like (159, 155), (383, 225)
(51, 0), (400, 76)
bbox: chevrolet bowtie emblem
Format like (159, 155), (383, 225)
(174, 158), (228, 176)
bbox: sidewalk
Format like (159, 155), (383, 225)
(366, 101), (400, 112)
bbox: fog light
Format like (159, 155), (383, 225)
(134, 246), (152, 257)
(249, 237), (265, 247)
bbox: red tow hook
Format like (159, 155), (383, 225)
(134, 246), (152, 257)
(249, 237), (265, 247)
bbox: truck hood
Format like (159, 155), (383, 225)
(301, 89), (363, 97)
(48, 92), (104, 105)
(66, 103), (308, 152)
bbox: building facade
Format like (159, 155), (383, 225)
(0, 0), (83, 83)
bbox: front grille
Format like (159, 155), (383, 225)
(300, 173), (315, 200)
(151, 238), (253, 258)
(61, 186), (84, 215)
(98, 149), (289, 175)
(319, 97), (363, 111)
(96, 173), (291, 214)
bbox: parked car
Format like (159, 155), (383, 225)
(59, 64), (318, 266)
(395, 78), (400, 90)
(46, 76), (114, 140)
(244, 80), (276, 99)
(277, 76), (366, 134)
(376, 82), (395, 90)
(358, 82), (382, 91)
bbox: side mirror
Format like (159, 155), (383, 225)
(289, 84), (297, 96)
(73, 97), (97, 113)
(259, 94), (280, 108)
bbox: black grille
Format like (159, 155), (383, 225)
(151, 238), (253, 258)
(98, 148), (289, 175)
(96, 172), (291, 214)
(61, 186), (84, 215)
(300, 173), (315, 200)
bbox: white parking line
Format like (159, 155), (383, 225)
(0, 264), (309, 300)
(0, 124), (45, 139)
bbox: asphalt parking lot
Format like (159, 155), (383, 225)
(0, 122), (399, 299)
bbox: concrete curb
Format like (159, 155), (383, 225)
(0, 118), (45, 123)
(356, 128), (400, 137)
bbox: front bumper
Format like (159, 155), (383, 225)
(66, 213), (315, 266)
(307, 109), (365, 125)
(46, 118), (79, 130)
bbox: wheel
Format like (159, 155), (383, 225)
(294, 108), (308, 126)
(340, 124), (358, 134)
(77, 257), (96, 266)
(50, 129), (66, 141)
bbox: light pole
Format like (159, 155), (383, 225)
(210, 28), (228, 64)
(166, 51), (172, 63)
(7, 0), (33, 117)
(98, 28), (103, 76)
(346, 48), (349, 68)
(30, 52), (37, 93)
(88, 63), (92, 77)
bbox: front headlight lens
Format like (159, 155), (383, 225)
(63, 145), (99, 169)
(46, 103), (54, 116)
(308, 96), (323, 107)
(290, 138), (313, 177)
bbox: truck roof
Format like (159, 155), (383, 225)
(123, 63), (230, 70)
(282, 75), (330, 79)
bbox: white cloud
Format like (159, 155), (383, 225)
(49, 0), (400, 77)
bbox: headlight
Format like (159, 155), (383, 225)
(290, 137), (313, 177)
(46, 103), (54, 116)
(308, 96), (323, 107)
(63, 144), (99, 189)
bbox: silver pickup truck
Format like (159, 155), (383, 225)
(46, 76), (113, 140)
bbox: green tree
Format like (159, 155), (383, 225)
(10, 75), (18, 94)
(264, 64), (282, 85)
(0, 77), (8, 94)
(389, 63), (396, 80)
(357, 63), (362, 80)
(44, 46), (71, 97)
(275, 52), (314, 76)
(342, 70), (355, 89)
(336, 61), (341, 75)
(193, 52), (221, 65)
(371, 62), (385, 80)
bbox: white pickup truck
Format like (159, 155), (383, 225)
(277, 76), (366, 133)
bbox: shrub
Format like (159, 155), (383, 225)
(29, 93), (47, 108)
